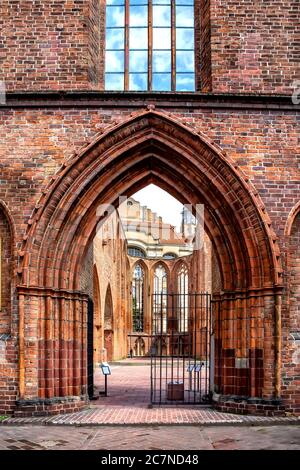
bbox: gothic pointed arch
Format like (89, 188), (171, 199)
(104, 284), (113, 331)
(283, 202), (300, 411)
(19, 110), (281, 292)
(16, 110), (282, 405)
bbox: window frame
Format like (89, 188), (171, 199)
(105, 0), (196, 92)
(176, 262), (189, 332)
(132, 263), (145, 332)
(152, 263), (168, 334)
(128, 246), (146, 258)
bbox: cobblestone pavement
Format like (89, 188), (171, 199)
(0, 425), (299, 450)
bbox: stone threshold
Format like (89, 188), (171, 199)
(1, 408), (299, 427)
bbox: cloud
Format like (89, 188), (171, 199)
(153, 51), (171, 72)
(105, 51), (124, 72)
(176, 73), (195, 91)
(153, 28), (171, 49)
(176, 6), (194, 27)
(129, 74), (148, 91)
(176, 51), (194, 72)
(105, 73), (124, 90)
(130, 28), (148, 49)
(129, 51), (148, 72)
(130, 6), (148, 27)
(176, 28), (194, 50)
(106, 6), (125, 28)
(106, 28), (125, 50)
(153, 6), (171, 27)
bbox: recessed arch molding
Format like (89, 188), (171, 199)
(16, 110), (283, 415)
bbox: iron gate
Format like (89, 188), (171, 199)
(150, 292), (212, 404)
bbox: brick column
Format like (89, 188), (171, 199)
(16, 287), (89, 417)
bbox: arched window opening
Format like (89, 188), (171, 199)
(163, 252), (177, 260)
(177, 263), (188, 332)
(132, 263), (145, 332)
(153, 264), (168, 334)
(151, 336), (167, 356)
(128, 246), (146, 258)
(134, 337), (145, 356)
(104, 285), (113, 330)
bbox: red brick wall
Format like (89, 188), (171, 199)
(210, 0), (299, 94)
(0, 1), (297, 94)
(195, 0), (212, 91)
(88, 0), (101, 87)
(282, 212), (300, 413)
(196, 0), (212, 91)
(290, 214), (300, 332)
(0, 103), (298, 413)
(80, 243), (94, 299)
(0, 338), (18, 414)
(0, 0), (90, 91)
(0, 207), (12, 334)
(0, 206), (17, 414)
(0, 107), (298, 239)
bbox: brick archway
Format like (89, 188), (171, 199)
(17, 110), (282, 415)
(283, 203), (300, 413)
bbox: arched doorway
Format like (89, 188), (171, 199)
(17, 110), (282, 414)
(284, 203), (300, 413)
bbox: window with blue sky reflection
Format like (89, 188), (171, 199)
(105, 0), (195, 92)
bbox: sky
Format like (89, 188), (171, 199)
(132, 184), (183, 233)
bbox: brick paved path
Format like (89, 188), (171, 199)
(3, 408), (298, 426)
(93, 359), (151, 406)
(2, 360), (299, 426)
(0, 425), (299, 450)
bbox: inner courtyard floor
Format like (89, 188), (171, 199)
(93, 358), (151, 407)
(93, 357), (210, 407)
(4, 358), (297, 426)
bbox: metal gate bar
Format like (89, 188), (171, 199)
(150, 292), (212, 405)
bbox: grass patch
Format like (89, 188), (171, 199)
(0, 415), (8, 422)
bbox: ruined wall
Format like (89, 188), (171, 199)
(80, 243), (94, 299)
(282, 213), (300, 413)
(0, 0), (297, 94)
(0, 102), (298, 413)
(210, 0), (299, 94)
(93, 213), (130, 362)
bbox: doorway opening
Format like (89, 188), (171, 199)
(82, 184), (218, 406)
(18, 110), (280, 416)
